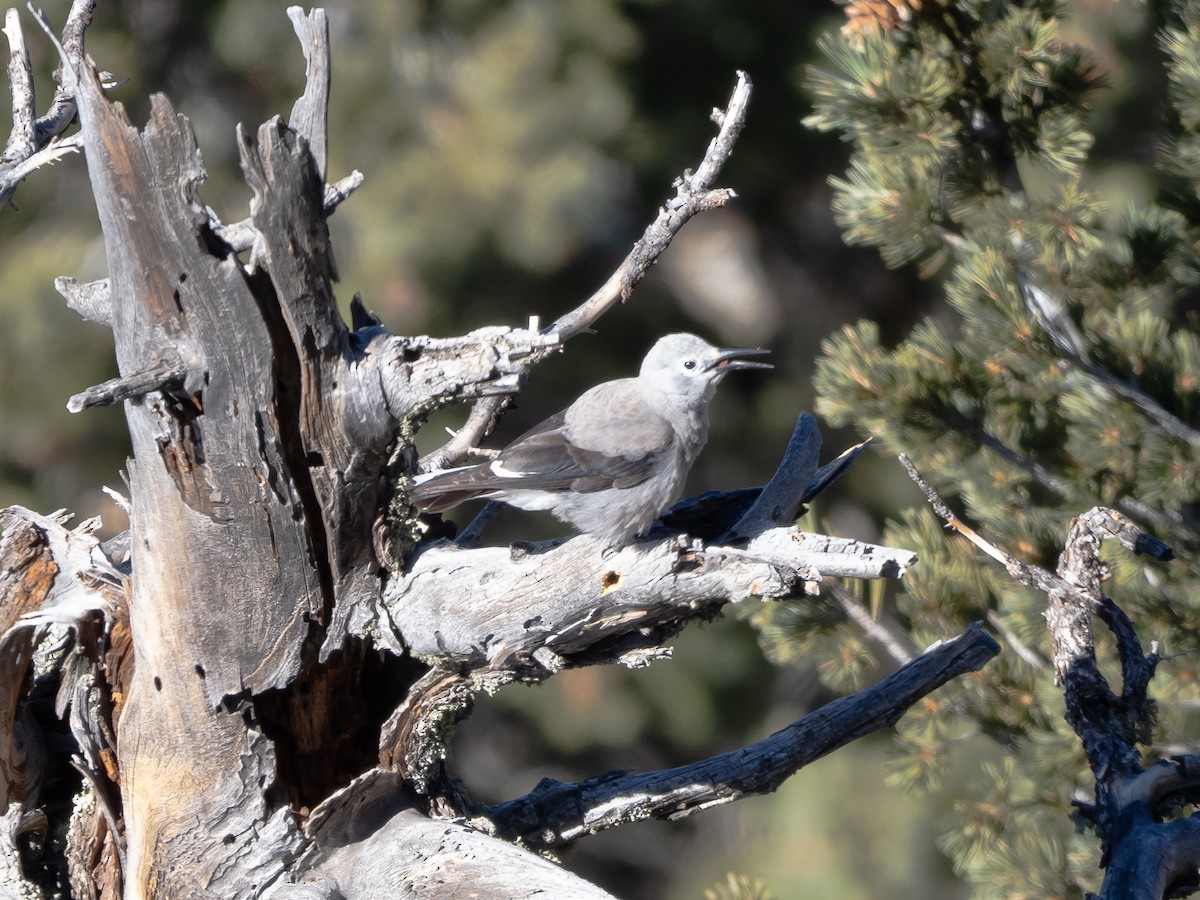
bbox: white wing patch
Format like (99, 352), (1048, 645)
(489, 460), (529, 478)
(411, 466), (469, 485)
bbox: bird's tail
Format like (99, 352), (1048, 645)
(409, 465), (495, 513)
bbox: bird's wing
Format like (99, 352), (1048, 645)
(411, 381), (673, 509)
(493, 382), (672, 492)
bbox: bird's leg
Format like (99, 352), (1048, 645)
(667, 534), (707, 572)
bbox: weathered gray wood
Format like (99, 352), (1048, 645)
(0, 508), (124, 898)
(78, 72), (321, 697)
(2, 9), (36, 165)
(0, 2), (94, 207)
(66, 358), (186, 412)
(286, 7), (329, 180)
(278, 771), (617, 899)
(387, 527), (911, 666)
(54, 274), (113, 326)
(33, 0), (93, 145)
(70, 45), (318, 894)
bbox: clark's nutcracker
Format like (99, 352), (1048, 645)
(411, 333), (771, 545)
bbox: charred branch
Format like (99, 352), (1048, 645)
(902, 455), (1186, 900)
(721, 411), (821, 544)
(486, 623), (998, 847)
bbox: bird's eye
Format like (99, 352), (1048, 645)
(683, 359), (697, 370)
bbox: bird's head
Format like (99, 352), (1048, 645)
(640, 333), (772, 403)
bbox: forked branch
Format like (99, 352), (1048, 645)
(420, 72), (755, 473)
(0, 1), (96, 207)
(900, 453), (1186, 900)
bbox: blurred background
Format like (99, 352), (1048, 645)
(0, 1), (1154, 896)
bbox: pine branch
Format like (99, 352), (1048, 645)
(900, 455), (1200, 899)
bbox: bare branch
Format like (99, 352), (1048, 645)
(34, 0), (93, 143)
(66, 358), (187, 413)
(802, 436), (873, 503)
(286, 6), (329, 179)
(321, 169), (363, 212)
(898, 453), (1070, 596)
(548, 71), (754, 340)
(486, 623), (998, 847)
(830, 582), (914, 665)
(2, 9), (36, 165)
(419, 72), (754, 473)
(899, 453), (1013, 567)
(0, 2), (96, 206)
(900, 454), (1191, 898)
(373, 327), (563, 420)
(53, 272), (111, 326)
(386, 525), (914, 668)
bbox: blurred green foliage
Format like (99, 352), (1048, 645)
(801, 0), (1200, 894)
(703, 871), (776, 900)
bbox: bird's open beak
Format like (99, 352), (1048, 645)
(709, 346), (773, 372)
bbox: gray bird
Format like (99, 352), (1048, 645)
(411, 333), (772, 545)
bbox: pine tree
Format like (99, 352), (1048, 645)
(783, 0), (1200, 894)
